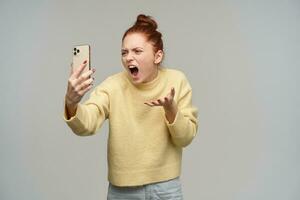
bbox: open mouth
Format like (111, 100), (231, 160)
(129, 65), (139, 76)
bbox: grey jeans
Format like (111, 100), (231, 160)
(107, 177), (184, 200)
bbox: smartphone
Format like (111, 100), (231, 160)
(72, 44), (90, 73)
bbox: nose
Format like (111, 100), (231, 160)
(125, 51), (134, 62)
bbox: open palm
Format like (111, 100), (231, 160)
(144, 87), (175, 110)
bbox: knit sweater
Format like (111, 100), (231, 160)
(64, 67), (198, 186)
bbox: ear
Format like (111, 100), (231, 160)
(154, 50), (164, 64)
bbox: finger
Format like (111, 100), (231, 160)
(78, 83), (93, 96)
(151, 100), (161, 106)
(145, 101), (159, 107)
(82, 77), (94, 88)
(78, 68), (96, 83)
(71, 60), (88, 79)
(164, 97), (169, 104)
(157, 99), (164, 105)
(171, 87), (175, 97)
(76, 77), (94, 92)
(144, 102), (154, 107)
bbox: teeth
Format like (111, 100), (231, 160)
(129, 65), (137, 69)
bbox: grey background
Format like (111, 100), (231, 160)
(1, 0), (299, 199)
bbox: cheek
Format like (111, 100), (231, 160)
(139, 55), (155, 67)
(141, 64), (156, 77)
(121, 57), (126, 66)
(139, 60), (153, 73)
(121, 56), (125, 62)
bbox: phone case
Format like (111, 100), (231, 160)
(72, 44), (90, 73)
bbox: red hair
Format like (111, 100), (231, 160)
(122, 14), (164, 53)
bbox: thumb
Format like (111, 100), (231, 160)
(171, 87), (175, 98)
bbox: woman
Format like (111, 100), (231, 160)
(64, 14), (198, 200)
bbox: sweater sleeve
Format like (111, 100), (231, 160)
(63, 84), (110, 136)
(165, 76), (198, 147)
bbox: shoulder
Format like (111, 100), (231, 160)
(94, 71), (127, 91)
(161, 67), (193, 94)
(161, 67), (188, 80)
(106, 71), (127, 83)
(161, 67), (186, 78)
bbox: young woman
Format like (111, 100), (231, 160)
(64, 14), (198, 200)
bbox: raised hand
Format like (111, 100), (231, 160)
(144, 87), (178, 123)
(65, 60), (95, 118)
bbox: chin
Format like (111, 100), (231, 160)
(132, 78), (144, 85)
(128, 73), (145, 84)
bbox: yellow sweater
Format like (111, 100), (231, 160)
(64, 67), (198, 186)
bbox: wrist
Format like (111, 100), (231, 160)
(164, 105), (177, 124)
(65, 96), (77, 107)
(164, 102), (177, 114)
(65, 97), (78, 119)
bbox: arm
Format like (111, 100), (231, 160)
(144, 83), (198, 147)
(165, 87), (198, 147)
(145, 87), (178, 124)
(63, 86), (110, 136)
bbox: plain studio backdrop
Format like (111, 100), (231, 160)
(0, 0), (299, 199)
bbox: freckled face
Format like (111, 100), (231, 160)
(121, 33), (160, 84)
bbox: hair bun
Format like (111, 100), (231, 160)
(122, 14), (164, 53)
(135, 14), (157, 30)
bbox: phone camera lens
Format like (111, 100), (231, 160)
(77, 49), (80, 53)
(74, 52), (77, 55)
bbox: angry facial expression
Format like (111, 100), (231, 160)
(121, 33), (163, 84)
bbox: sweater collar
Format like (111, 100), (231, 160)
(125, 68), (162, 90)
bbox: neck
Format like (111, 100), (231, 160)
(143, 67), (159, 83)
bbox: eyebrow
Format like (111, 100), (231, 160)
(121, 47), (144, 51)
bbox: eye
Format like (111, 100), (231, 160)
(121, 51), (127, 56)
(134, 50), (142, 54)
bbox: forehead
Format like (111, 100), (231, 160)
(122, 33), (152, 49)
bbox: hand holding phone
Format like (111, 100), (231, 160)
(65, 44), (95, 118)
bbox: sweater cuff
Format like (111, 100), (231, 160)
(165, 110), (196, 147)
(164, 110), (185, 137)
(63, 104), (86, 133)
(164, 110), (178, 126)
